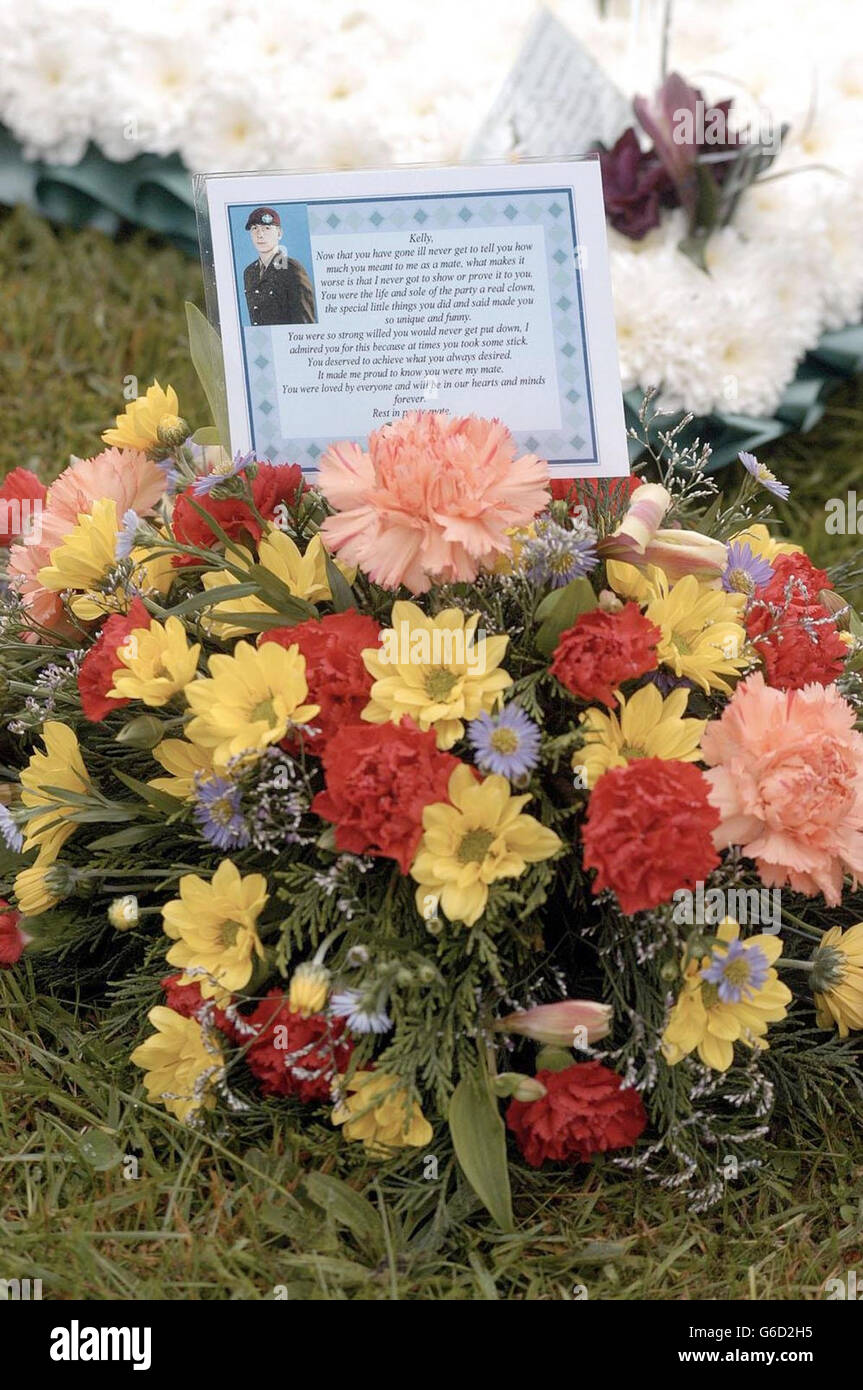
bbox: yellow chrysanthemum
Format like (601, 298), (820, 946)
(332, 1071), (432, 1155)
(184, 639), (319, 768)
(289, 961), (330, 1017)
(643, 573), (748, 695)
(410, 764), (562, 927)
(14, 860), (64, 915)
(163, 859), (268, 1001)
(19, 721), (90, 864)
(103, 381), (181, 452)
(812, 922), (863, 1037)
(605, 557), (661, 604)
(130, 1006), (223, 1123)
(107, 616), (200, 706)
(148, 739), (215, 800)
(38, 496), (119, 601)
(362, 601), (512, 750)
(199, 530), (337, 638)
(576, 684), (707, 788)
(37, 498), (172, 621)
(487, 523), (537, 576)
(731, 523), (801, 564)
(662, 919), (792, 1072)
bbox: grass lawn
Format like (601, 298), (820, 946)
(1, 206), (862, 1300)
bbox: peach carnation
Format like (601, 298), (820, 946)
(701, 672), (863, 904)
(8, 447), (166, 639)
(318, 411), (549, 593)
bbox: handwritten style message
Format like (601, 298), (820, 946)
(272, 226), (560, 436)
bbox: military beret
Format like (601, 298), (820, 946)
(245, 207), (281, 230)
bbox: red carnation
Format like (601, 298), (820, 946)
(311, 719), (460, 874)
(241, 990), (352, 1102)
(77, 598), (152, 721)
(550, 602), (660, 707)
(172, 461), (306, 561)
(260, 609), (381, 752)
(581, 758), (720, 914)
(550, 476), (641, 509)
(506, 1061), (647, 1167)
(746, 553), (846, 690)
(0, 900), (30, 967)
(0, 468), (47, 545)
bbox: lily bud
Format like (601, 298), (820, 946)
(115, 714), (164, 750)
(495, 999), (612, 1048)
(598, 482), (727, 581)
(598, 588), (624, 613)
(493, 1072), (548, 1101)
(819, 589), (851, 630)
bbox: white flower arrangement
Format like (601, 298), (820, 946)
(0, 0), (860, 417)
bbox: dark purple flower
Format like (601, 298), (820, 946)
(598, 127), (674, 240)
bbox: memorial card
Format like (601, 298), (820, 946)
(200, 159), (629, 478)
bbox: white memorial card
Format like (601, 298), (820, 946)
(467, 9), (631, 163)
(200, 158), (629, 478)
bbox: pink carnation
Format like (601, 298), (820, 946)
(318, 411), (549, 594)
(701, 672), (863, 904)
(8, 447), (166, 640)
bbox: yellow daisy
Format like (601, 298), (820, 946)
(731, 523), (801, 564)
(184, 639), (319, 768)
(362, 601), (512, 750)
(108, 616), (200, 706)
(130, 1006), (224, 1124)
(19, 722), (91, 864)
(37, 498), (173, 621)
(200, 530), (334, 638)
(103, 381), (182, 452)
(163, 858), (268, 1001)
(14, 860), (65, 916)
(662, 919), (791, 1072)
(812, 923), (863, 1037)
(149, 739), (215, 800)
(577, 684), (707, 788)
(643, 573), (748, 695)
(410, 764), (562, 927)
(332, 1071), (432, 1154)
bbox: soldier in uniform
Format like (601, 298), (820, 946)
(242, 207), (316, 326)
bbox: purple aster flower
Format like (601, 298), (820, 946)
(721, 541), (774, 596)
(330, 989), (392, 1035)
(739, 451), (790, 500)
(156, 455), (186, 494)
(522, 519), (598, 588)
(115, 509), (139, 561)
(0, 803), (23, 853)
(701, 936), (770, 1005)
(193, 774), (251, 851)
(192, 449), (256, 496)
(467, 704), (541, 780)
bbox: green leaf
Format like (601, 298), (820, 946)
(535, 577), (598, 657)
(448, 1071), (514, 1232)
(191, 426), (222, 447)
(87, 825), (167, 850)
(185, 301), (230, 448)
(324, 553), (355, 613)
(247, 564), (317, 621)
(111, 768), (184, 816)
(164, 582), (259, 618)
(303, 1172), (384, 1256)
(75, 1129), (123, 1172)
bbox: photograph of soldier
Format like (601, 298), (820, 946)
(242, 207), (316, 326)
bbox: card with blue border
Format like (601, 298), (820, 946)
(200, 159), (629, 478)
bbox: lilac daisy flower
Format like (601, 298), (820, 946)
(739, 451), (790, 501)
(467, 705), (541, 780)
(701, 936), (770, 1005)
(192, 449), (256, 497)
(521, 519), (598, 588)
(115, 509), (139, 561)
(329, 989), (392, 1035)
(0, 803), (23, 853)
(721, 541), (774, 597)
(193, 774), (251, 851)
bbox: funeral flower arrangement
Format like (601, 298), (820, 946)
(2, 370), (863, 1220)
